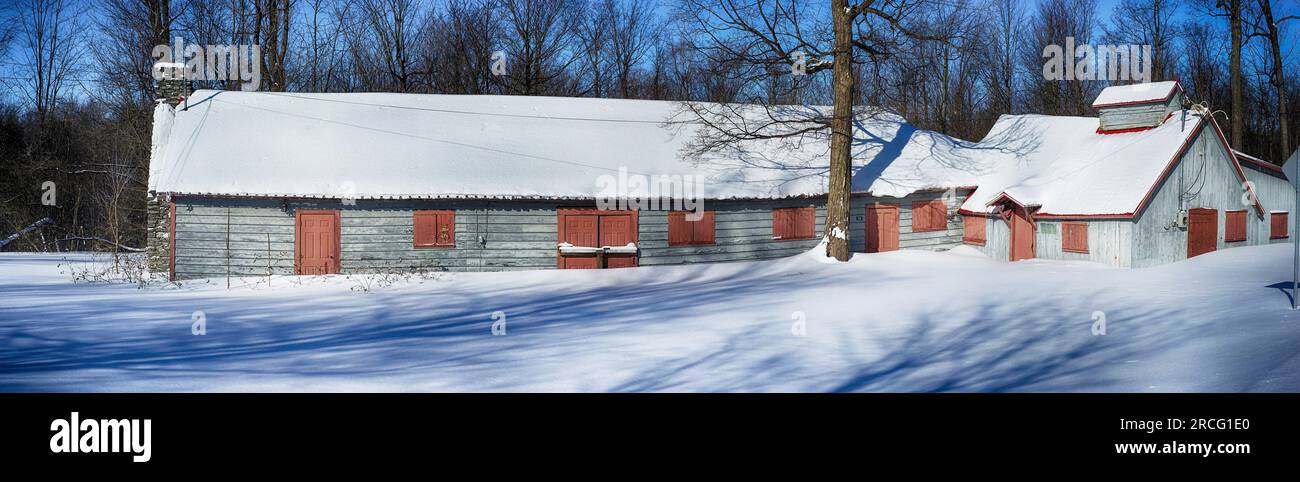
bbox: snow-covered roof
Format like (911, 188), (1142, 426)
(1091, 81), (1181, 108)
(148, 90), (986, 200)
(958, 110), (1261, 217)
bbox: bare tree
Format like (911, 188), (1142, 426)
(7, 0), (86, 124)
(675, 0), (961, 261)
(1247, 0), (1295, 159)
(606, 0), (659, 98)
(984, 0), (1026, 116)
(424, 0), (500, 94)
(1104, 0), (1180, 83)
(342, 0), (427, 92)
(293, 0), (347, 91)
(1022, 0), (1099, 116)
(495, 0), (584, 96)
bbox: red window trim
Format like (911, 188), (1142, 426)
(772, 206), (816, 241)
(1061, 222), (1089, 254)
(414, 210), (456, 248)
(668, 211), (716, 246)
(962, 215), (986, 246)
(1271, 212), (1289, 240)
(1224, 210), (1247, 242)
(911, 200), (948, 233)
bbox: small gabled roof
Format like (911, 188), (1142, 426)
(1091, 81), (1182, 108)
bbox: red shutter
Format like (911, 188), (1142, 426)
(692, 211), (716, 245)
(414, 210), (455, 248)
(962, 215), (986, 245)
(1061, 222), (1088, 253)
(796, 207), (815, 239)
(774, 207), (815, 240)
(772, 208), (789, 239)
(670, 211), (716, 245)
(668, 212), (691, 245)
(1225, 211), (1247, 242)
(1272, 212), (1289, 239)
(911, 200), (947, 232)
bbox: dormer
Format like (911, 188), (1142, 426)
(1092, 81), (1184, 133)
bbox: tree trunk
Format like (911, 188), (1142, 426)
(1229, 0), (1244, 149)
(825, 0), (854, 262)
(1260, 0), (1290, 159)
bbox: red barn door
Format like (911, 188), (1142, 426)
(561, 214), (600, 269)
(865, 204), (899, 252)
(557, 209), (639, 269)
(296, 210), (340, 275)
(1008, 209), (1036, 261)
(1187, 208), (1218, 258)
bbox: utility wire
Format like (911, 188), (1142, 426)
(209, 96), (659, 176)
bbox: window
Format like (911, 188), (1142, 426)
(1272, 212), (1289, 239)
(911, 200), (948, 232)
(668, 211), (716, 246)
(962, 215), (986, 246)
(772, 207), (816, 240)
(1061, 222), (1088, 253)
(1225, 211), (1247, 242)
(414, 210), (455, 248)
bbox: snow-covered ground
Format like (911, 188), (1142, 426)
(3, 244), (1299, 392)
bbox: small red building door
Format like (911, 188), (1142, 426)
(1187, 208), (1218, 258)
(865, 204), (899, 252)
(296, 210), (340, 275)
(1008, 209), (1035, 261)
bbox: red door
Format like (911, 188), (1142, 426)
(865, 204), (900, 253)
(1008, 209), (1035, 261)
(296, 210), (340, 274)
(562, 214), (600, 269)
(1187, 208), (1218, 258)
(600, 214), (638, 268)
(557, 209), (638, 269)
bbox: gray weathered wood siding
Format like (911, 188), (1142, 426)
(170, 190), (971, 279)
(848, 189), (973, 252)
(1034, 220), (1133, 267)
(1242, 162), (1296, 245)
(1131, 122), (1285, 267)
(1097, 95), (1180, 131)
(172, 198), (564, 279)
(637, 199), (824, 266)
(974, 215), (1010, 262)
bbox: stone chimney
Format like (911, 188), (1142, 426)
(153, 62), (189, 107)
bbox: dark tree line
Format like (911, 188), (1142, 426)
(0, 0), (1297, 253)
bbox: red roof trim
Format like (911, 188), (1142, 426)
(1096, 125), (1157, 135)
(1090, 81), (1183, 109)
(1235, 150), (1284, 173)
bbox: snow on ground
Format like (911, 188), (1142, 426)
(2, 244), (1300, 392)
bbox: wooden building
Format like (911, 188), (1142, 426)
(146, 89), (980, 280)
(957, 81), (1295, 267)
(145, 81), (1293, 280)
